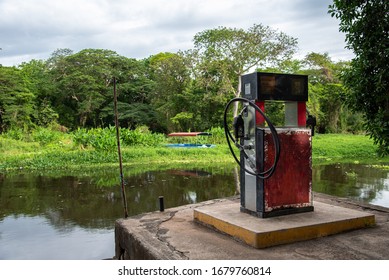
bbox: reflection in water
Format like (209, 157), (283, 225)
(0, 166), (236, 259)
(0, 163), (388, 259)
(312, 163), (389, 206)
(0, 215), (112, 260)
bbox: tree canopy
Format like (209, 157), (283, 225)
(329, 0), (389, 155)
(0, 66), (36, 132)
(191, 24), (298, 116)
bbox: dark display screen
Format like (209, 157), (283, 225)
(242, 72), (308, 101)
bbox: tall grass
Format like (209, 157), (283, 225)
(0, 137), (39, 155)
(72, 126), (166, 150)
(0, 127), (387, 172)
(120, 126), (166, 147)
(312, 134), (380, 163)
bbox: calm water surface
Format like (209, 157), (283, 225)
(313, 163), (389, 206)
(0, 163), (388, 259)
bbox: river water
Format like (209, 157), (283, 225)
(0, 163), (388, 259)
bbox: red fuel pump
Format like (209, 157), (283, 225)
(224, 72), (315, 218)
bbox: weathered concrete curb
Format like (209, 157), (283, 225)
(115, 211), (186, 260)
(115, 193), (389, 260)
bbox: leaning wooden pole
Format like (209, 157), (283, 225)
(113, 77), (129, 218)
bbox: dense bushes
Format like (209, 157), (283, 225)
(0, 125), (387, 172)
(1, 125), (227, 152)
(0, 126), (231, 171)
(72, 126), (166, 150)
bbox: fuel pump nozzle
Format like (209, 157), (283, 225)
(232, 109), (257, 172)
(233, 114), (245, 140)
(224, 97), (280, 179)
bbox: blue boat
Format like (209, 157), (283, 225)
(166, 132), (216, 148)
(165, 143), (216, 148)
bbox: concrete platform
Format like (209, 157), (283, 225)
(194, 201), (375, 249)
(115, 193), (389, 260)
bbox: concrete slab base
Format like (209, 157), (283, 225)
(115, 194), (389, 260)
(194, 200), (375, 249)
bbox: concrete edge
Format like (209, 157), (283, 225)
(254, 215), (376, 248)
(194, 201), (376, 249)
(114, 194), (388, 259)
(115, 213), (186, 260)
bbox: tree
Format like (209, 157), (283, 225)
(107, 57), (156, 129)
(329, 0), (389, 155)
(147, 52), (191, 131)
(0, 66), (36, 131)
(302, 52), (364, 133)
(48, 49), (156, 129)
(19, 60), (58, 126)
(191, 24), (298, 116)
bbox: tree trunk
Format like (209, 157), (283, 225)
(233, 75), (242, 117)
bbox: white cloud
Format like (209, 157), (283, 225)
(0, 0), (353, 66)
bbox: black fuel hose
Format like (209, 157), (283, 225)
(223, 97), (280, 179)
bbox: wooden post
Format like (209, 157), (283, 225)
(113, 77), (128, 218)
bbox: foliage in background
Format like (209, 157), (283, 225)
(120, 126), (166, 147)
(312, 134), (379, 164)
(147, 52), (192, 132)
(0, 66), (36, 132)
(329, 0), (389, 155)
(31, 127), (63, 146)
(72, 126), (166, 151)
(190, 23), (298, 119)
(302, 52), (364, 134)
(0, 21), (384, 153)
(47, 49), (157, 130)
(0, 127), (387, 172)
(72, 127), (117, 151)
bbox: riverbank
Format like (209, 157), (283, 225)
(0, 133), (388, 172)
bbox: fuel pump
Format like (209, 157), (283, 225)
(224, 72), (315, 218)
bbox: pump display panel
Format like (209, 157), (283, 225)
(242, 72), (308, 102)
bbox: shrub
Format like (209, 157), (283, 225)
(72, 127), (116, 151)
(72, 126), (166, 150)
(120, 126), (165, 147)
(3, 128), (28, 141)
(31, 127), (62, 146)
(72, 128), (93, 148)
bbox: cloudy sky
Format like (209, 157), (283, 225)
(0, 0), (353, 66)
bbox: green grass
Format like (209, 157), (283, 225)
(0, 143), (233, 172)
(311, 133), (386, 164)
(0, 137), (40, 155)
(0, 131), (387, 172)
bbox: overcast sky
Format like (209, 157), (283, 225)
(0, 0), (353, 67)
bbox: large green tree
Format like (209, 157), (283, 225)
(19, 59), (58, 126)
(48, 49), (155, 129)
(147, 52), (192, 131)
(329, 0), (389, 155)
(191, 24), (298, 116)
(0, 66), (36, 132)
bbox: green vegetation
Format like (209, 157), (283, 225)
(0, 127), (231, 172)
(0, 31), (365, 135)
(329, 0), (389, 155)
(311, 134), (387, 164)
(0, 127), (387, 172)
(1, 16), (387, 155)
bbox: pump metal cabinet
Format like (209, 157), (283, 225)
(240, 127), (313, 218)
